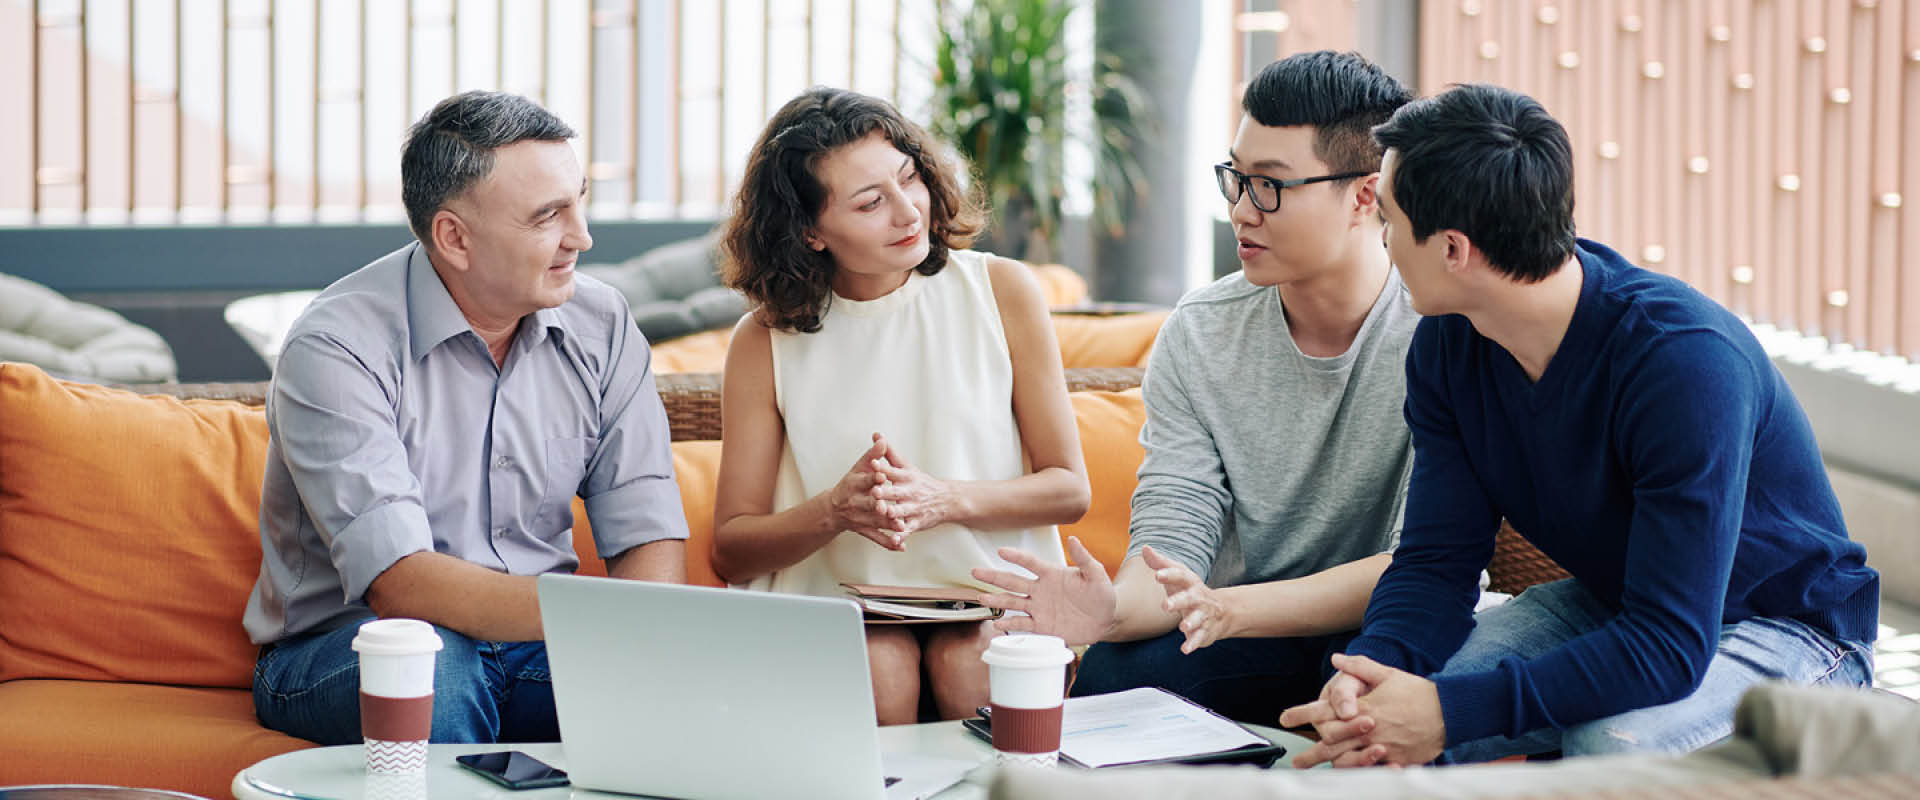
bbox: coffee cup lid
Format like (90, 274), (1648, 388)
(351, 618), (443, 656)
(981, 634), (1073, 669)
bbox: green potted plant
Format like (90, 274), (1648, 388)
(928, 0), (1151, 262)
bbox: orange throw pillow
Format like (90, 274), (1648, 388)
(649, 329), (733, 374)
(1052, 312), (1169, 369)
(1058, 388), (1145, 577)
(566, 439), (724, 588)
(643, 311), (1169, 375)
(1029, 264), (1090, 307)
(671, 440), (725, 587)
(0, 363), (269, 688)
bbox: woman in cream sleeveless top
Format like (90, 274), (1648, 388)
(751, 247), (1068, 595)
(713, 88), (1090, 724)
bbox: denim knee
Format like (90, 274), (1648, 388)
(1072, 633), (1183, 697)
(1559, 709), (1731, 757)
(252, 625), (365, 745)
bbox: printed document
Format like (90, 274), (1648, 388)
(1060, 687), (1268, 767)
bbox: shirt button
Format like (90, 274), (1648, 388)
(495, 456), (512, 469)
(494, 527), (509, 539)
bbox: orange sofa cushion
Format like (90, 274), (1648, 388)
(0, 363), (268, 688)
(651, 328), (734, 373)
(650, 310), (1168, 374)
(1059, 388), (1145, 577)
(0, 679), (313, 799)
(672, 440), (726, 587)
(1052, 312), (1168, 369)
(568, 439), (725, 587)
(1029, 263), (1090, 306)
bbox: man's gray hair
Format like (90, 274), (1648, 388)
(401, 91), (577, 245)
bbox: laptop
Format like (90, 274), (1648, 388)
(538, 574), (982, 800)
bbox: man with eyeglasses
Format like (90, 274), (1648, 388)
(976, 51), (1433, 724)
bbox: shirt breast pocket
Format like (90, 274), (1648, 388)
(535, 436), (595, 539)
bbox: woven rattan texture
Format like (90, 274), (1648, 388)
(654, 367), (1144, 442)
(1488, 521), (1576, 596)
(116, 381), (270, 405)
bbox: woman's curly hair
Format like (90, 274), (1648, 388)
(722, 87), (985, 333)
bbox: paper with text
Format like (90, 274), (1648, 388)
(1060, 687), (1268, 768)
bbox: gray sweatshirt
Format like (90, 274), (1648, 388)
(1128, 269), (1419, 588)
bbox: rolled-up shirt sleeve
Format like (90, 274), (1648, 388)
(271, 332), (435, 603)
(578, 312), (690, 559)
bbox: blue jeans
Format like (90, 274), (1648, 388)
(1435, 579), (1875, 763)
(1073, 629), (1356, 725)
(253, 623), (559, 745)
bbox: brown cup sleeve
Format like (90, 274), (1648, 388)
(990, 703), (1064, 754)
(360, 691), (434, 742)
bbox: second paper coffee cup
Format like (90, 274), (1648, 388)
(981, 634), (1074, 767)
(352, 618), (443, 775)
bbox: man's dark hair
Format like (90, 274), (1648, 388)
(1372, 84), (1577, 283)
(1241, 50), (1413, 179)
(401, 91), (577, 246)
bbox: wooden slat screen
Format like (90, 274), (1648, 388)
(4, 0), (917, 226)
(1418, 0), (1918, 358)
(1228, 1), (1918, 360)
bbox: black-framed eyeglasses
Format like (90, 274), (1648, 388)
(1214, 163), (1369, 213)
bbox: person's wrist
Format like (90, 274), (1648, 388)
(934, 479), (967, 527)
(1095, 599), (1122, 643)
(1215, 590), (1241, 640)
(817, 491), (847, 535)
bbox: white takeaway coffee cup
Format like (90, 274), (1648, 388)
(351, 619), (443, 775)
(981, 634), (1075, 766)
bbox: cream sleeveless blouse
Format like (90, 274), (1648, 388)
(742, 249), (1066, 597)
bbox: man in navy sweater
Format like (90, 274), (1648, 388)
(1280, 84), (1880, 767)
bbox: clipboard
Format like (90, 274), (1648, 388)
(962, 689), (1288, 768)
(839, 583), (1004, 624)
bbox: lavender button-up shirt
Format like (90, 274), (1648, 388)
(244, 243), (688, 643)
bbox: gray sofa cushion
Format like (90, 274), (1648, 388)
(0, 273), (177, 383)
(579, 231), (747, 342)
(1737, 683), (1920, 778)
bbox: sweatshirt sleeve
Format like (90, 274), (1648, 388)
(1126, 309), (1233, 578)
(1345, 317), (1499, 676)
(1431, 332), (1758, 745)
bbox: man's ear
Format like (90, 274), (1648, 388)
(1351, 173), (1381, 223)
(1442, 230), (1474, 276)
(430, 208), (472, 271)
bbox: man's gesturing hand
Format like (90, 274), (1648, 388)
(972, 536), (1116, 647)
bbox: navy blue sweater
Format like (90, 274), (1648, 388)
(1346, 239), (1879, 746)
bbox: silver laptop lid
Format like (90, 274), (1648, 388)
(539, 574), (888, 800)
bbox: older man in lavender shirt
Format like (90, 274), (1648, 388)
(243, 91), (688, 745)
